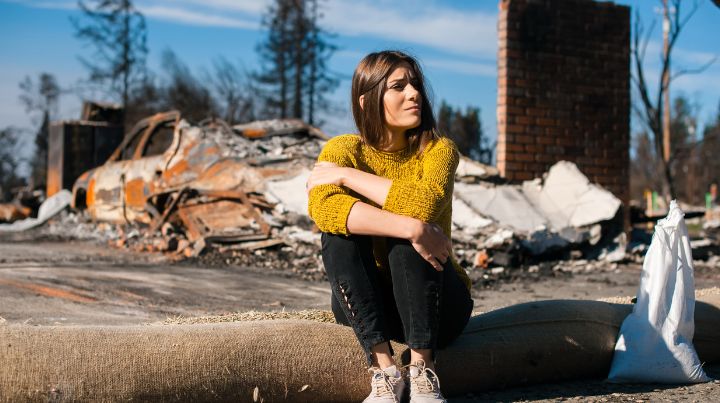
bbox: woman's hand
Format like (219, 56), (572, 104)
(306, 162), (345, 194)
(408, 220), (453, 272)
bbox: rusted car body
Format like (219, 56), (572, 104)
(72, 111), (324, 244)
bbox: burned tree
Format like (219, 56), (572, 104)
(304, 0), (338, 125)
(0, 127), (26, 201)
(255, 0), (337, 124)
(160, 50), (218, 124)
(208, 57), (256, 124)
(437, 101), (493, 164)
(18, 73), (61, 190)
(72, 0), (148, 122)
(631, 0), (716, 199)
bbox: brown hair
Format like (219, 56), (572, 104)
(351, 50), (439, 153)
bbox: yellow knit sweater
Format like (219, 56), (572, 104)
(307, 134), (471, 290)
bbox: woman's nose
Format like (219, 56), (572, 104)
(406, 84), (419, 100)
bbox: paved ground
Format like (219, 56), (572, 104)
(0, 240), (331, 325)
(0, 239), (718, 402)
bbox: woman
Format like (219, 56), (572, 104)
(306, 50), (473, 403)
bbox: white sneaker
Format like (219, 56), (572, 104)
(408, 360), (446, 403)
(362, 366), (405, 403)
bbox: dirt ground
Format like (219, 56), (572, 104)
(1, 237), (719, 402)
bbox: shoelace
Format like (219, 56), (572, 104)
(367, 367), (398, 398)
(405, 360), (441, 395)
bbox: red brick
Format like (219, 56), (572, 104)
(546, 145), (565, 154)
(536, 118), (556, 126)
(514, 115), (532, 125)
(537, 136), (554, 145)
(525, 144), (544, 153)
(527, 108), (546, 117)
(524, 162), (546, 172)
(504, 161), (524, 171)
(544, 127), (563, 136)
(506, 124), (526, 134)
(507, 143), (525, 152)
(514, 153), (535, 162)
(556, 137), (577, 146)
(516, 134), (534, 144)
(535, 154), (556, 163)
(510, 171), (535, 181)
(507, 106), (525, 115)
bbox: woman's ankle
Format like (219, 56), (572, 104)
(409, 348), (434, 370)
(371, 342), (394, 369)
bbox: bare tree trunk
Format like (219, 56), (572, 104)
(122, 0), (130, 119)
(293, 0), (304, 119)
(307, 0), (317, 125)
(662, 0), (671, 163)
(280, 50), (287, 118)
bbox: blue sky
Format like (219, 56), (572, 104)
(1, 0), (719, 172)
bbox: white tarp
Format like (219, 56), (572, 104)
(0, 190), (72, 232)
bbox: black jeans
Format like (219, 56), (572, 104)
(321, 233), (473, 365)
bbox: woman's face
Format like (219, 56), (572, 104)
(382, 63), (422, 134)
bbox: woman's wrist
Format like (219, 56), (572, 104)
(338, 167), (351, 187)
(403, 216), (423, 242)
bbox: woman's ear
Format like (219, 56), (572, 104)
(359, 95), (365, 110)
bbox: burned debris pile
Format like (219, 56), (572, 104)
(3, 111), (718, 287)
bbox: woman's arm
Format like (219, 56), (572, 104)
(346, 201), (452, 271)
(308, 162), (391, 207)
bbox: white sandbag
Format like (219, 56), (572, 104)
(608, 201), (711, 383)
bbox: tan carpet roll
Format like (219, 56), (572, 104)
(2, 294), (719, 402)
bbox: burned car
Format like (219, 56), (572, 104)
(72, 111), (326, 245)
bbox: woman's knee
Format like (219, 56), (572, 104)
(322, 233), (361, 266)
(321, 233), (372, 256)
(386, 238), (445, 279)
(385, 238), (422, 265)
(321, 233), (376, 282)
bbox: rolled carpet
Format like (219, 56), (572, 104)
(1, 293), (719, 402)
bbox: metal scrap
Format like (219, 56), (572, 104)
(0, 203), (30, 223)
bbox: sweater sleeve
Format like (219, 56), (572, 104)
(307, 135), (361, 235)
(382, 138), (459, 223)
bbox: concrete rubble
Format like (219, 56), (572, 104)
(450, 159), (627, 274)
